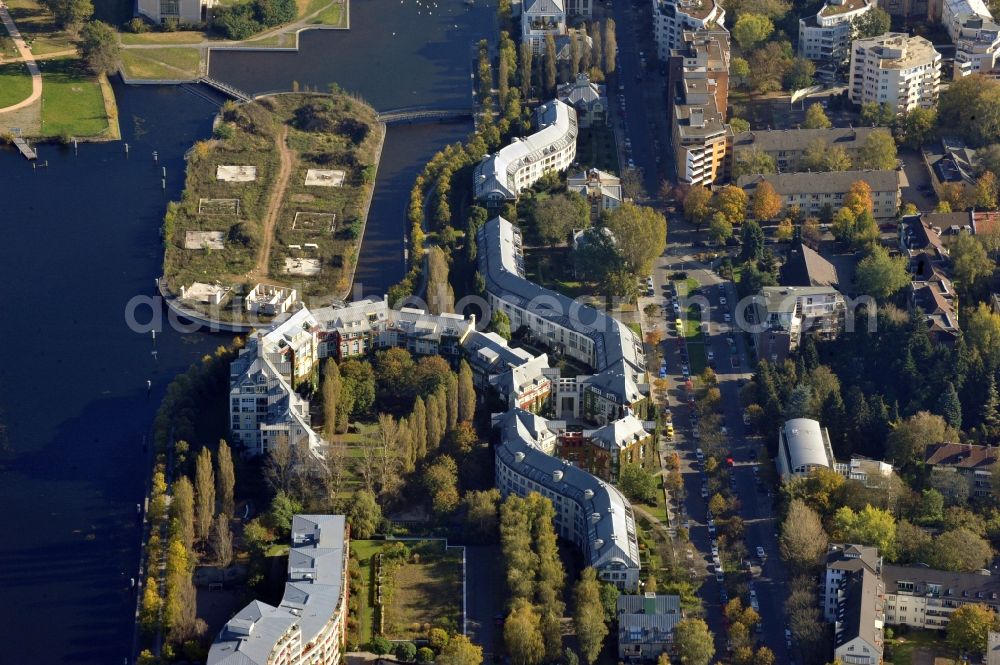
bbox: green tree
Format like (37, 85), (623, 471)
(210, 513), (233, 567)
(831, 504), (897, 558)
(437, 635), (484, 665)
(520, 41), (533, 98)
(216, 439), (235, 517)
(674, 618), (715, 665)
(928, 527), (993, 571)
(80, 21), (120, 75)
(50, 0), (93, 28)
(733, 13), (774, 50)
(730, 117), (750, 133)
(857, 129), (897, 170)
(600, 583), (619, 621)
(976, 170), (999, 209)
(603, 203), (668, 275)
(462, 489), (500, 543)
(417, 647), (435, 663)
(740, 220), (765, 263)
(783, 57), (816, 91)
(491, 309), (512, 339)
(396, 641), (418, 662)
(194, 447), (215, 543)
(899, 107), (937, 148)
(506, 599), (546, 665)
(938, 75), (1000, 147)
(618, 463), (657, 503)
(424, 455), (460, 515)
(266, 491), (302, 537)
(732, 147), (777, 178)
(713, 185), (748, 224)
(887, 411), (950, 466)
(138, 576), (161, 635)
(708, 212), (733, 245)
(854, 245), (909, 300)
(731, 57), (751, 87)
(573, 568), (608, 664)
(348, 489), (382, 538)
(532, 192), (590, 246)
(853, 7), (891, 38)
(951, 231), (995, 291)
(171, 476), (196, 552)
(946, 603), (998, 654)
(802, 103), (832, 129)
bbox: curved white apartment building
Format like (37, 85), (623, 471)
(799, 0), (875, 64)
(474, 100), (579, 204)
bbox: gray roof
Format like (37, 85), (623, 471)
(208, 515), (347, 665)
(312, 298), (472, 342)
(617, 594), (682, 645)
(496, 409), (641, 573)
(585, 414), (651, 452)
(835, 568), (884, 655)
(780, 417), (833, 471)
(732, 127), (878, 154)
(523, 0), (564, 14)
(782, 241), (840, 288)
(881, 564), (1000, 603)
(737, 170), (900, 196)
(477, 216), (645, 405)
(826, 543), (881, 574)
(760, 286), (842, 315)
(558, 73), (604, 107)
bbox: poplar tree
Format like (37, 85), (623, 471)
(446, 372), (459, 431)
(322, 358), (342, 433)
(435, 386), (448, 439)
(520, 41), (533, 98)
(194, 447), (215, 542)
(413, 396), (428, 462)
(210, 514), (233, 567)
(574, 568), (608, 664)
(544, 34), (557, 96)
(171, 476), (195, 552)
(216, 439), (235, 517)
(603, 19), (617, 74)
(458, 360), (476, 423)
(590, 22), (603, 76)
(426, 391), (443, 453)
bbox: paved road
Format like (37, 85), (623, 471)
(0, 3), (42, 114)
(638, 234), (793, 660)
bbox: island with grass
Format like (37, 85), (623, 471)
(160, 91), (384, 325)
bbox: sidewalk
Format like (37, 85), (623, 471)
(0, 3), (42, 114)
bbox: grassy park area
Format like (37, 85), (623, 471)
(40, 58), (110, 137)
(120, 47), (202, 80)
(885, 631), (957, 665)
(0, 62), (33, 108)
(5, 0), (76, 55)
(351, 540), (463, 646)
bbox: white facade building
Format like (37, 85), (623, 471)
(522, 0), (567, 54)
(954, 16), (1000, 76)
(653, 0), (726, 61)
(823, 544), (882, 621)
(495, 408), (642, 590)
(474, 100), (578, 204)
(208, 515), (349, 665)
(799, 0), (875, 64)
(943, 0), (993, 38)
(776, 418), (837, 481)
(848, 33), (941, 113)
(137, 0), (210, 25)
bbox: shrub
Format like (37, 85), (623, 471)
(369, 636), (392, 655)
(127, 17), (149, 32)
(416, 647), (435, 663)
(395, 642), (418, 662)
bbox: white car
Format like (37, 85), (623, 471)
(716, 571), (724, 582)
(756, 546), (766, 559)
(720, 296), (727, 305)
(695, 448), (704, 461)
(701, 486), (709, 498)
(711, 544), (719, 557)
(723, 313), (732, 323)
(707, 350), (715, 361)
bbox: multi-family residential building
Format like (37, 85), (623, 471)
(521, 0), (567, 53)
(311, 297), (473, 362)
(898, 215), (960, 342)
(799, 0), (875, 64)
(942, 0), (994, 37)
(780, 241), (842, 289)
(474, 100), (578, 204)
(558, 73), (607, 128)
(925, 136), (980, 192)
(899, 214), (950, 278)
(256, 308), (320, 388)
(667, 30), (731, 186)
(653, 0), (726, 61)
(751, 285), (845, 361)
(776, 418), (837, 481)
(824, 544), (883, 621)
(617, 593), (684, 662)
(882, 564), (1000, 629)
(495, 407), (642, 590)
(848, 33), (941, 113)
(229, 338), (323, 458)
(477, 216), (647, 424)
(910, 273), (960, 341)
(567, 169), (623, 219)
(954, 16), (1000, 76)
(737, 170), (901, 219)
(208, 515), (350, 665)
(557, 414), (653, 482)
(925, 442), (999, 498)
(730, 127), (878, 174)
(833, 568), (885, 665)
(462, 330), (553, 412)
(137, 0), (211, 25)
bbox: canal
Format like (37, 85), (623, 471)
(0, 0), (494, 659)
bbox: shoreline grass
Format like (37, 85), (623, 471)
(0, 61), (33, 108)
(120, 47), (202, 80)
(40, 57), (109, 137)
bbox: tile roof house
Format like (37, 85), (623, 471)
(925, 442), (999, 498)
(882, 564), (1000, 629)
(567, 169), (623, 219)
(781, 240), (841, 288)
(737, 170), (901, 219)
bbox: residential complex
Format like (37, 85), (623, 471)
(799, 0), (875, 65)
(653, 0), (726, 61)
(558, 73), (607, 128)
(208, 515), (350, 665)
(954, 16), (1000, 76)
(667, 30), (732, 186)
(474, 100), (579, 204)
(477, 216), (648, 423)
(494, 408), (643, 590)
(557, 413), (654, 482)
(823, 544), (882, 621)
(924, 442), (998, 498)
(899, 214), (960, 341)
(521, 0), (567, 54)
(833, 567), (885, 665)
(737, 170), (901, 219)
(730, 127), (878, 174)
(617, 593), (684, 661)
(848, 33), (941, 113)
(942, 0), (994, 37)
(567, 168), (624, 218)
(462, 330), (554, 412)
(882, 564), (1000, 629)
(751, 285), (845, 361)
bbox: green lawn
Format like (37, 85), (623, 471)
(0, 62), (33, 108)
(352, 540), (383, 645)
(885, 630), (956, 665)
(5, 0), (77, 55)
(120, 31), (206, 44)
(40, 58), (109, 137)
(120, 47), (202, 80)
(308, 0), (345, 24)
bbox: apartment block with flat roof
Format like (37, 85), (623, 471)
(799, 0), (875, 64)
(849, 33), (941, 114)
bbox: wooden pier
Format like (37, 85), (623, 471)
(12, 137), (36, 160)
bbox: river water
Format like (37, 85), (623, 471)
(0, 0), (491, 659)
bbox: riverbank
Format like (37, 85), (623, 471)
(161, 92), (384, 324)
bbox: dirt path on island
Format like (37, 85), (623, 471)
(252, 124), (295, 280)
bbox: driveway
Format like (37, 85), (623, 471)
(898, 147), (937, 211)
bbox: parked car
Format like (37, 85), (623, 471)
(756, 546), (766, 559)
(720, 296), (727, 306)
